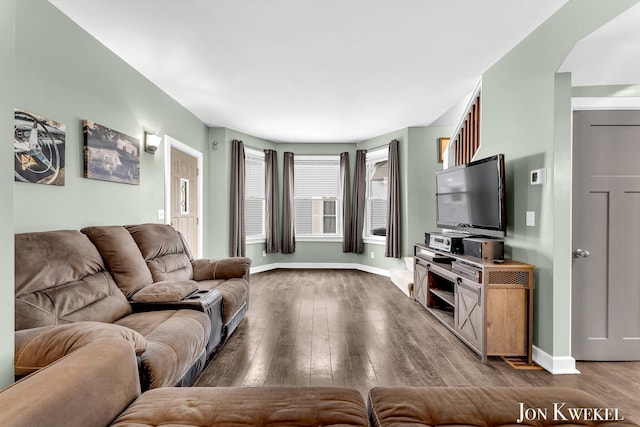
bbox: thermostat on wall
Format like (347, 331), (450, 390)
(530, 168), (547, 185)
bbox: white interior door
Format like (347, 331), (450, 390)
(165, 136), (203, 258)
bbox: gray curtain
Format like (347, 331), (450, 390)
(230, 139), (245, 257)
(385, 139), (400, 258)
(350, 149), (366, 254)
(340, 152), (352, 252)
(282, 152), (295, 254)
(264, 149), (279, 253)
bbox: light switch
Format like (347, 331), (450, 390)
(526, 211), (535, 227)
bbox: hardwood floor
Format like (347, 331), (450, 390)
(196, 269), (640, 421)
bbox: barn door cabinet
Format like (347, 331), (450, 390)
(413, 243), (534, 363)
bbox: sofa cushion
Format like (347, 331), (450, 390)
(130, 280), (198, 303)
(14, 321), (146, 376)
(112, 387), (369, 426)
(14, 230), (132, 330)
(198, 278), (249, 325)
(1, 339), (140, 427)
(82, 225), (153, 297)
(192, 257), (251, 281)
(126, 224), (194, 282)
(115, 309), (210, 389)
(367, 386), (638, 427)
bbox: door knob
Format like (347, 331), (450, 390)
(573, 248), (590, 258)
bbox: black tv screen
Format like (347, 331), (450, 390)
(435, 154), (506, 237)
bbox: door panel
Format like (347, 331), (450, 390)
(171, 147), (198, 255)
(455, 280), (482, 352)
(572, 110), (640, 360)
(413, 258), (428, 309)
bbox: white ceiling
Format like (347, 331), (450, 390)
(48, 0), (636, 143)
(559, 2), (640, 87)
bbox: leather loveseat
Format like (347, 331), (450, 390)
(1, 338), (370, 427)
(14, 224), (250, 390)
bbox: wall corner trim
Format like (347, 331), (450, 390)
(250, 262), (390, 278)
(532, 345), (580, 375)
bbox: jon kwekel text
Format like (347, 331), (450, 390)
(517, 402), (624, 423)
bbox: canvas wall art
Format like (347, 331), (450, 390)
(14, 109), (66, 186)
(83, 120), (140, 185)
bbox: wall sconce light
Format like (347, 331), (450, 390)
(144, 132), (161, 154)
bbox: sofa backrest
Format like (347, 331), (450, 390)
(14, 230), (132, 330)
(0, 338), (140, 427)
(125, 224), (194, 282)
(82, 225), (154, 298)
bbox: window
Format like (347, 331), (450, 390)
(365, 148), (388, 242)
(244, 148), (265, 242)
(294, 156), (341, 240)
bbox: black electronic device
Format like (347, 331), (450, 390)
(435, 154), (506, 238)
(462, 237), (504, 261)
(424, 231), (464, 254)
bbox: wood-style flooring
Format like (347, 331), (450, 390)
(195, 269), (640, 421)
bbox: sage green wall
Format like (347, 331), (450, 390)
(480, 0), (638, 357)
(208, 128), (277, 260)
(407, 126), (451, 250)
(210, 126), (451, 271)
(572, 84), (640, 97)
(0, 0), (16, 388)
(13, 0), (208, 234)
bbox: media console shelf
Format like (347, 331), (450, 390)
(413, 243), (534, 364)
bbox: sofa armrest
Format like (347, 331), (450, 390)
(1, 339), (140, 427)
(15, 321), (146, 376)
(192, 257), (251, 281)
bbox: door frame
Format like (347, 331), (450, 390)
(570, 98), (640, 362)
(164, 135), (204, 258)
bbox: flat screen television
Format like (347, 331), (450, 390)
(435, 154), (506, 238)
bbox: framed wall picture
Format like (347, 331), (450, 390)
(83, 120), (140, 185)
(14, 109), (66, 186)
(438, 137), (450, 163)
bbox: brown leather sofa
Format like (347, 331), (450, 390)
(1, 338), (370, 427)
(368, 386), (638, 427)
(2, 338), (636, 427)
(14, 224), (250, 390)
(81, 224), (251, 350)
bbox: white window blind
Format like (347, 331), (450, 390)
(294, 156), (341, 239)
(365, 148), (388, 240)
(245, 148), (265, 240)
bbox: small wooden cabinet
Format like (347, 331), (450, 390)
(413, 243), (534, 363)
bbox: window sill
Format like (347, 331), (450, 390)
(296, 236), (343, 243)
(246, 237), (266, 245)
(363, 237), (385, 246)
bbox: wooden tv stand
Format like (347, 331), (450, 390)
(413, 243), (534, 364)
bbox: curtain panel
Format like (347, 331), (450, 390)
(230, 139), (246, 257)
(350, 149), (367, 254)
(282, 152), (295, 254)
(264, 149), (279, 253)
(340, 152), (352, 252)
(385, 139), (400, 258)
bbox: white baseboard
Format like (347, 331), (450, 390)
(532, 346), (581, 375)
(250, 262), (390, 277)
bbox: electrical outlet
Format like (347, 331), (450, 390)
(262, 250), (267, 257)
(526, 211), (535, 227)
(157, 209), (165, 220)
(370, 251), (375, 259)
